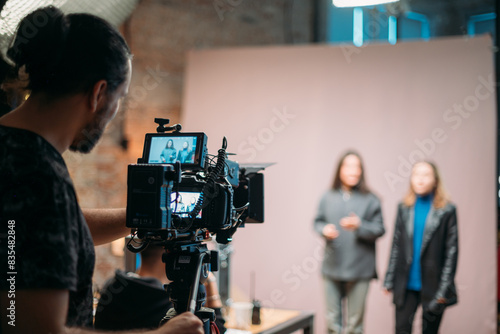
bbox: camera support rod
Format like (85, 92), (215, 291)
(188, 251), (208, 313)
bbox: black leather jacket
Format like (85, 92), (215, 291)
(384, 202), (458, 311)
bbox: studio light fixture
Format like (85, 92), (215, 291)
(333, 0), (400, 7)
(0, 0), (139, 60)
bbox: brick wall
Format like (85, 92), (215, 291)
(63, 0), (314, 288)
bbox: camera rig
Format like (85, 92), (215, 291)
(125, 118), (267, 333)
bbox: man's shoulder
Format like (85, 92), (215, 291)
(99, 270), (166, 303)
(0, 126), (75, 219)
(0, 126), (69, 182)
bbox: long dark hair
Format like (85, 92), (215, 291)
(6, 6), (132, 97)
(331, 150), (370, 193)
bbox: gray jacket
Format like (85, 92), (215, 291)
(314, 190), (385, 281)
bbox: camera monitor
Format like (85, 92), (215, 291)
(140, 133), (208, 169)
(170, 191), (202, 218)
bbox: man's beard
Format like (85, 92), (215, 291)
(69, 110), (107, 154)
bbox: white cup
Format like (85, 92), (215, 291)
(232, 302), (253, 329)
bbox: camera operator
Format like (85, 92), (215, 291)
(0, 6), (203, 334)
(95, 244), (226, 333)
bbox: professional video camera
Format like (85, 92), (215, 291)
(125, 118), (267, 333)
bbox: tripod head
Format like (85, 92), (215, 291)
(162, 241), (218, 312)
(159, 239), (219, 333)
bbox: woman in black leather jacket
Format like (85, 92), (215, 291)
(383, 161), (458, 334)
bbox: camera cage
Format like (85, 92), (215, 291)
(126, 118), (267, 246)
(124, 118), (269, 332)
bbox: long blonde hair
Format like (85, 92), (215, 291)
(403, 161), (449, 209)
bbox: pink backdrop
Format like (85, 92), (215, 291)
(182, 35), (497, 333)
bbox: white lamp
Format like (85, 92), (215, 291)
(333, 0), (400, 7)
(0, 0), (139, 61)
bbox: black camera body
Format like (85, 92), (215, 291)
(125, 119), (268, 331)
(126, 119), (266, 245)
(126, 164), (176, 230)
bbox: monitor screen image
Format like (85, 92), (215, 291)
(170, 191), (202, 218)
(148, 136), (198, 164)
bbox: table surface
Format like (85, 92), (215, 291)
(225, 307), (314, 334)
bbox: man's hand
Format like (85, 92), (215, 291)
(340, 213), (361, 231)
(156, 312), (204, 334)
(322, 224), (339, 240)
(204, 272), (223, 308)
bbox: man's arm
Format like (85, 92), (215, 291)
(1, 290), (204, 334)
(1, 290), (68, 334)
(83, 208), (130, 246)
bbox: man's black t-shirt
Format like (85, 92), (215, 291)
(0, 125), (95, 329)
(95, 270), (171, 330)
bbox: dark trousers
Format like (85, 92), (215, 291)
(395, 290), (444, 334)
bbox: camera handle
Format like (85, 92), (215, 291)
(160, 242), (219, 334)
(154, 118), (182, 133)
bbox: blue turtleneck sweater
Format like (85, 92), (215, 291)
(407, 194), (433, 291)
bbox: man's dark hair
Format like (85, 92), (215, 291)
(6, 6), (131, 97)
(140, 244), (165, 266)
(331, 150), (371, 193)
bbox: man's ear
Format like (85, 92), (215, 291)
(89, 80), (108, 113)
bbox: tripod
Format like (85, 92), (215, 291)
(159, 240), (219, 334)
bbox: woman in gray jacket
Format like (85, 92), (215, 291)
(315, 151), (385, 334)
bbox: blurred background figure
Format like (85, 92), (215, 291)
(384, 161), (458, 334)
(314, 151), (385, 334)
